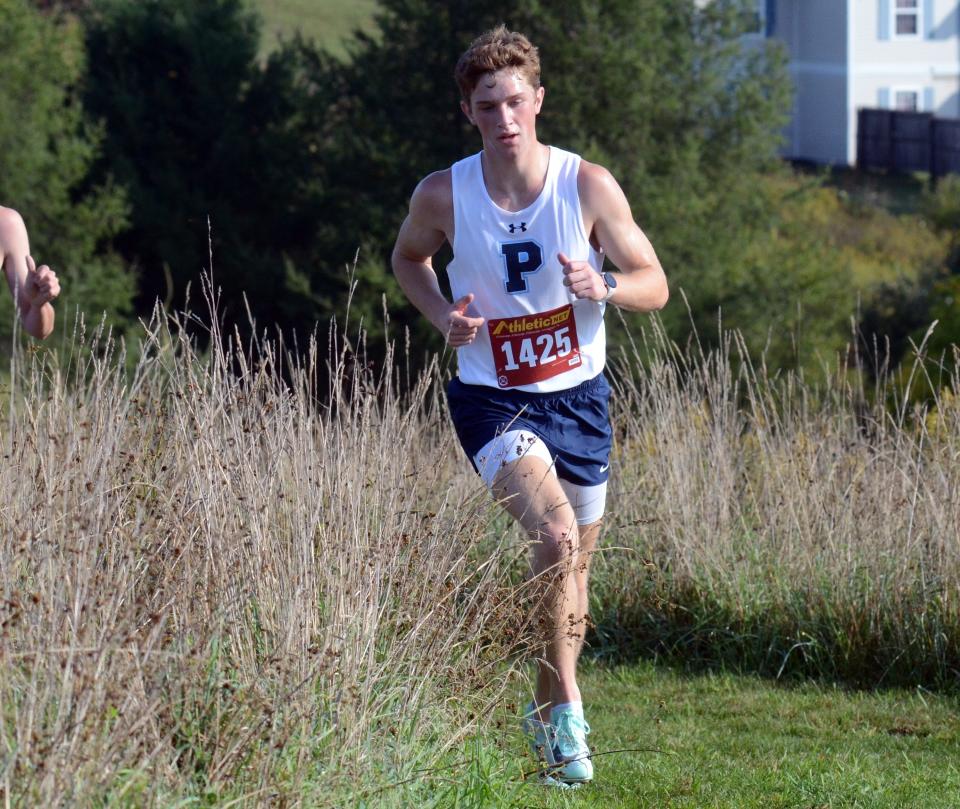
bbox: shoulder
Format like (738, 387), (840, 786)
(0, 207), (27, 259)
(576, 160), (625, 209)
(410, 169), (452, 214)
(407, 168), (453, 235)
(577, 160), (634, 230)
(0, 206), (25, 237)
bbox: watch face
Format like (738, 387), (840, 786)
(603, 272), (617, 288)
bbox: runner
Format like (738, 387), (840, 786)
(0, 206), (60, 339)
(391, 25), (668, 785)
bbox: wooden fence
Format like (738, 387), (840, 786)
(857, 108), (960, 178)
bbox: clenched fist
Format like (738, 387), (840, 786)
(559, 251), (606, 301)
(444, 293), (485, 347)
(23, 255), (60, 308)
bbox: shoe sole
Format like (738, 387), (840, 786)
(537, 774), (583, 790)
(545, 758), (593, 784)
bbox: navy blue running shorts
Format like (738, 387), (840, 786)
(446, 372), (613, 487)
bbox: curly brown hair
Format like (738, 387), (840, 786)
(454, 25), (541, 105)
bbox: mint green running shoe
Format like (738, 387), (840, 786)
(549, 706), (593, 783)
(521, 704), (583, 789)
(521, 702), (555, 767)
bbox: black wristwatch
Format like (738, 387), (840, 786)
(602, 271), (617, 302)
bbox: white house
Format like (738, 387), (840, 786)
(761, 0), (960, 165)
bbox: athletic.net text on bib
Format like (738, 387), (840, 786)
(487, 303), (582, 388)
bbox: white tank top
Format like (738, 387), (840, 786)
(447, 146), (606, 393)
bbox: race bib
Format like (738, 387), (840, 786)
(487, 304), (582, 388)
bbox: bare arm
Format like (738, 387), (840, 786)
(562, 162), (668, 312)
(0, 208), (60, 339)
(391, 172), (484, 346)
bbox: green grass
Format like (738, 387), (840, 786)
(460, 661), (960, 808)
(254, 0), (378, 56)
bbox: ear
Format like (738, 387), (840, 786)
(534, 85), (545, 114)
(460, 99), (476, 126)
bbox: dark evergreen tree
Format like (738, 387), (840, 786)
(82, 0), (355, 342)
(84, 0), (259, 311)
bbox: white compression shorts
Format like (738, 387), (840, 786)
(472, 429), (607, 525)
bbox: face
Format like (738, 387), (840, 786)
(461, 69), (545, 156)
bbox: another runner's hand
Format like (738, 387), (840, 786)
(559, 252), (605, 301)
(445, 293), (485, 347)
(24, 255), (60, 307)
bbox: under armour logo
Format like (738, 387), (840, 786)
(508, 222), (527, 234)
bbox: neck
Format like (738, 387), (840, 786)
(480, 141), (550, 210)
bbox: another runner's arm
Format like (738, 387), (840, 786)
(0, 208), (59, 339)
(579, 162), (668, 313)
(392, 172), (485, 347)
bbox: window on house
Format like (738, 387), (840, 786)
(894, 89), (919, 112)
(894, 0), (921, 37)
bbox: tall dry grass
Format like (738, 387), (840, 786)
(597, 320), (960, 686)
(0, 295), (533, 806)
(1, 294), (958, 804)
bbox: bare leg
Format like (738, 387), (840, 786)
(491, 457), (584, 720)
(574, 518), (603, 653)
(534, 517), (602, 720)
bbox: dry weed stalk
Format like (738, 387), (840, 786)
(600, 319), (960, 683)
(2, 302), (958, 804)
(0, 304), (533, 806)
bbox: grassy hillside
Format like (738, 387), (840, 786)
(254, 0), (378, 56)
(521, 662), (960, 808)
(3, 300), (958, 803)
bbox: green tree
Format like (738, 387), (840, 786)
(913, 176), (960, 372)
(277, 0), (513, 354)
(81, 0), (396, 348)
(302, 0), (846, 369)
(855, 174), (960, 388)
(77, 0), (843, 372)
(84, 0), (260, 312)
(0, 0), (133, 348)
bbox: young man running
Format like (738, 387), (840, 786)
(391, 26), (668, 784)
(0, 206), (60, 339)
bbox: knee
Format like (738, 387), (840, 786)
(531, 519), (580, 567)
